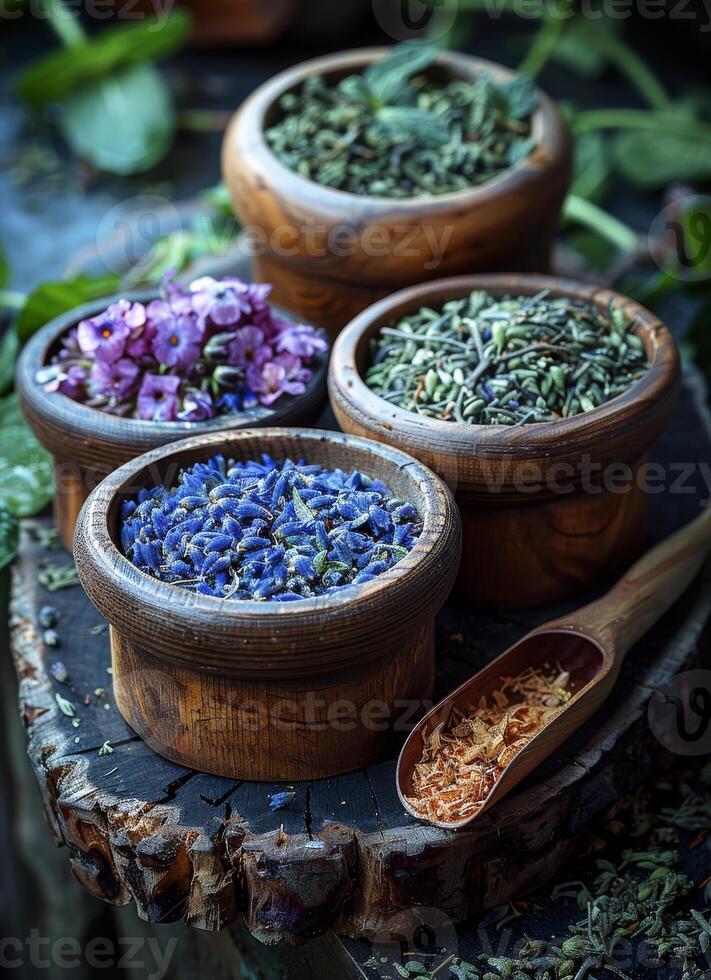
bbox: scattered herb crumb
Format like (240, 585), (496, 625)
(54, 692), (75, 717)
(37, 561), (80, 592)
(50, 661), (68, 684)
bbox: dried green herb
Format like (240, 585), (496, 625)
(265, 43), (537, 198)
(368, 769), (711, 980)
(37, 561), (80, 592)
(55, 693), (75, 717)
(365, 289), (648, 425)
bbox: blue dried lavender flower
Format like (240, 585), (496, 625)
(120, 455), (423, 601)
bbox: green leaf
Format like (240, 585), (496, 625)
(0, 241), (9, 288)
(199, 182), (235, 218)
(565, 230), (618, 273)
(0, 501), (19, 573)
(0, 394), (54, 517)
(551, 19), (614, 80)
(124, 214), (239, 286)
(0, 327), (20, 396)
(16, 274), (119, 344)
(364, 42), (439, 108)
(376, 106), (450, 147)
(60, 63), (176, 175)
(313, 549), (328, 575)
(325, 561), (352, 575)
(571, 132), (612, 204)
(612, 129), (711, 190)
(17, 11), (190, 110)
(292, 488), (313, 524)
(498, 75), (538, 121)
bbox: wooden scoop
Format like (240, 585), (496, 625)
(397, 507), (711, 829)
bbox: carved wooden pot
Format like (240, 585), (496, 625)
(329, 274), (681, 609)
(221, 48), (572, 336)
(74, 428), (461, 780)
(16, 293), (329, 551)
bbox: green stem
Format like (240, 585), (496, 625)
(563, 194), (638, 253)
(573, 109), (711, 141)
(598, 33), (671, 110)
(519, 2), (573, 79)
(40, 0), (86, 47)
(0, 290), (26, 310)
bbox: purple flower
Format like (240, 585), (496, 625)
(189, 276), (253, 327)
(39, 275), (322, 424)
(247, 353), (310, 406)
(188, 276), (274, 328)
(77, 301), (146, 364)
(177, 389), (215, 422)
(274, 323), (327, 359)
(137, 374), (181, 421)
(152, 315), (203, 371)
(227, 326), (271, 368)
(90, 358), (140, 401)
(42, 363), (87, 399)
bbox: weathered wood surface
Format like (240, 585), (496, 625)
(9, 369), (711, 945)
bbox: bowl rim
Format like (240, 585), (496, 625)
(229, 46), (569, 212)
(16, 288), (330, 450)
(328, 272), (681, 460)
(73, 427), (461, 678)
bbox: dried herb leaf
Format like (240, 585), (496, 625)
(363, 42), (439, 108)
(55, 693), (75, 717)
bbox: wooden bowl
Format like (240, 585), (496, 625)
(73, 428), (462, 780)
(221, 48), (572, 335)
(329, 274), (681, 609)
(16, 292), (329, 550)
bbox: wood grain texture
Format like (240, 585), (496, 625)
(398, 507), (711, 827)
(10, 518), (711, 942)
(10, 368), (710, 944)
(73, 427), (461, 778)
(329, 274), (681, 607)
(222, 49), (572, 333)
(16, 292), (329, 550)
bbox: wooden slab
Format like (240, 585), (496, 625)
(10, 369), (711, 945)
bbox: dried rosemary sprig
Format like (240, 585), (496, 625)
(366, 289), (648, 425)
(265, 43), (537, 198)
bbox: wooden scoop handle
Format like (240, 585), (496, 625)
(574, 507), (711, 659)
